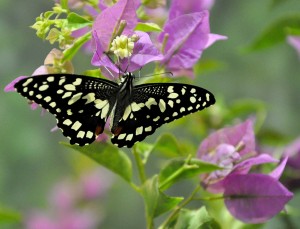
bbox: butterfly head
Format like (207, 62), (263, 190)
(120, 72), (135, 83)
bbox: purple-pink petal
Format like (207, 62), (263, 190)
(205, 33), (228, 49)
(92, 0), (138, 51)
(169, 0), (215, 20)
(198, 119), (256, 158)
(91, 31), (119, 79)
(284, 137), (300, 169)
(232, 153), (278, 175)
(119, 31), (163, 72)
(224, 174), (293, 223)
(4, 76), (27, 92)
(287, 35), (300, 58)
(269, 156), (288, 180)
(159, 11), (210, 70)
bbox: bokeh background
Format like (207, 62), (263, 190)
(1, 0), (300, 228)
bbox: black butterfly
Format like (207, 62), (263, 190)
(14, 72), (215, 147)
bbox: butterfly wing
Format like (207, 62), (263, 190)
(15, 74), (118, 146)
(111, 83), (215, 147)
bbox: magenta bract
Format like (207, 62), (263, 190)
(224, 174), (293, 224)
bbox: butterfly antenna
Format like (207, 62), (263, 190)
(142, 71), (173, 78)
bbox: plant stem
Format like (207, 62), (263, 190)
(132, 148), (146, 184)
(159, 185), (201, 229)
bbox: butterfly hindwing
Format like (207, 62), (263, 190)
(15, 74), (119, 146)
(111, 83), (215, 147)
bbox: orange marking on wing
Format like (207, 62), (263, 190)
(112, 126), (123, 136)
(95, 125), (103, 136)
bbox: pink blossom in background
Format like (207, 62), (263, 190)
(25, 169), (113, 229)
(287, 35), (300, 58)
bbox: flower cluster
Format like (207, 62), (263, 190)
(197, 119), (293, 223)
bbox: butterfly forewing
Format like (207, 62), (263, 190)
(15, 74), (119, 146)
(111, 83), (215, 147)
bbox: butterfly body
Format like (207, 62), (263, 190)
(14, 72), (215, 148)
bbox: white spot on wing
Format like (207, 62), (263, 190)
(167, 86), (174, 93)
(86, 131), (94, 139)
(123, 105), (132, 121)
(126, 134), (133, 141)
(59, 78), (66, 86)
(77, 131), (85, 138)
(82, 93), (95, 104)
(118, 133), (126, 140)
(73, 78), (82, 86)
(159, 99), (166, 112)
(64, 84), (76, 91)
(71, 121), (82, 131)
(101, 104), (110, 119)
(168, 93), (179, 99)
(206, 93), (210, 101)
(145, 98), (157, 109)
(168, 100), (174, 108)
(131, 102), (140, 112)
(136, 126), (143, 135)
(50, 102), (56, 108)
(22, 78), (33, 87)
(63, 119), (72, 126)
(68, 92), (83, 105)
(44, 96), (51, 102)
(39, 85), (49, 91)
(190, 97), (196, 103)
(94, 99), (108, 110)
(47, 76), (54, 82)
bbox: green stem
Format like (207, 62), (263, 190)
(62, 31), (91, 62)
(132, 148), (147, 184)
(159, 185), (201, 229)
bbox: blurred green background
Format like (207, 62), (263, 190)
(1, 0), (300, 228)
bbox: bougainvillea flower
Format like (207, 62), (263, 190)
(198, 119), (279, 193)
(197, 119), (293, 223)
(92, 30), (163, 78)
(278, 138), (300, 190)
(92, 0), (138, 51)
(168, 0), (215, 20)
(5, 76), (27, 92)
(223, 173), (293, 224)
(158, 11), (227, 76)
(287, 35), (300, 58)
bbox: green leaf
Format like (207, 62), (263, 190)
(62, 31), (91, 62)
(173, 207), (221, 229)
(135, 22), (162, 32)
(61, 142), (132, 182)
(159, 157), (220, 190)
(61, 0), (69, 10)
(194, 59), (226, 75)
(0, 207), (22, 224)
(270, 0), (288, 8)
(67, 12), (92, 30)
(285, 27), (300, 36)
(152, 133), (184, 158)
(142, 176), (183, 219)
(245, 14), (300, 51)
(133, 142), (153, 164)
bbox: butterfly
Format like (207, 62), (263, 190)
(14, 72), (215, 148)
